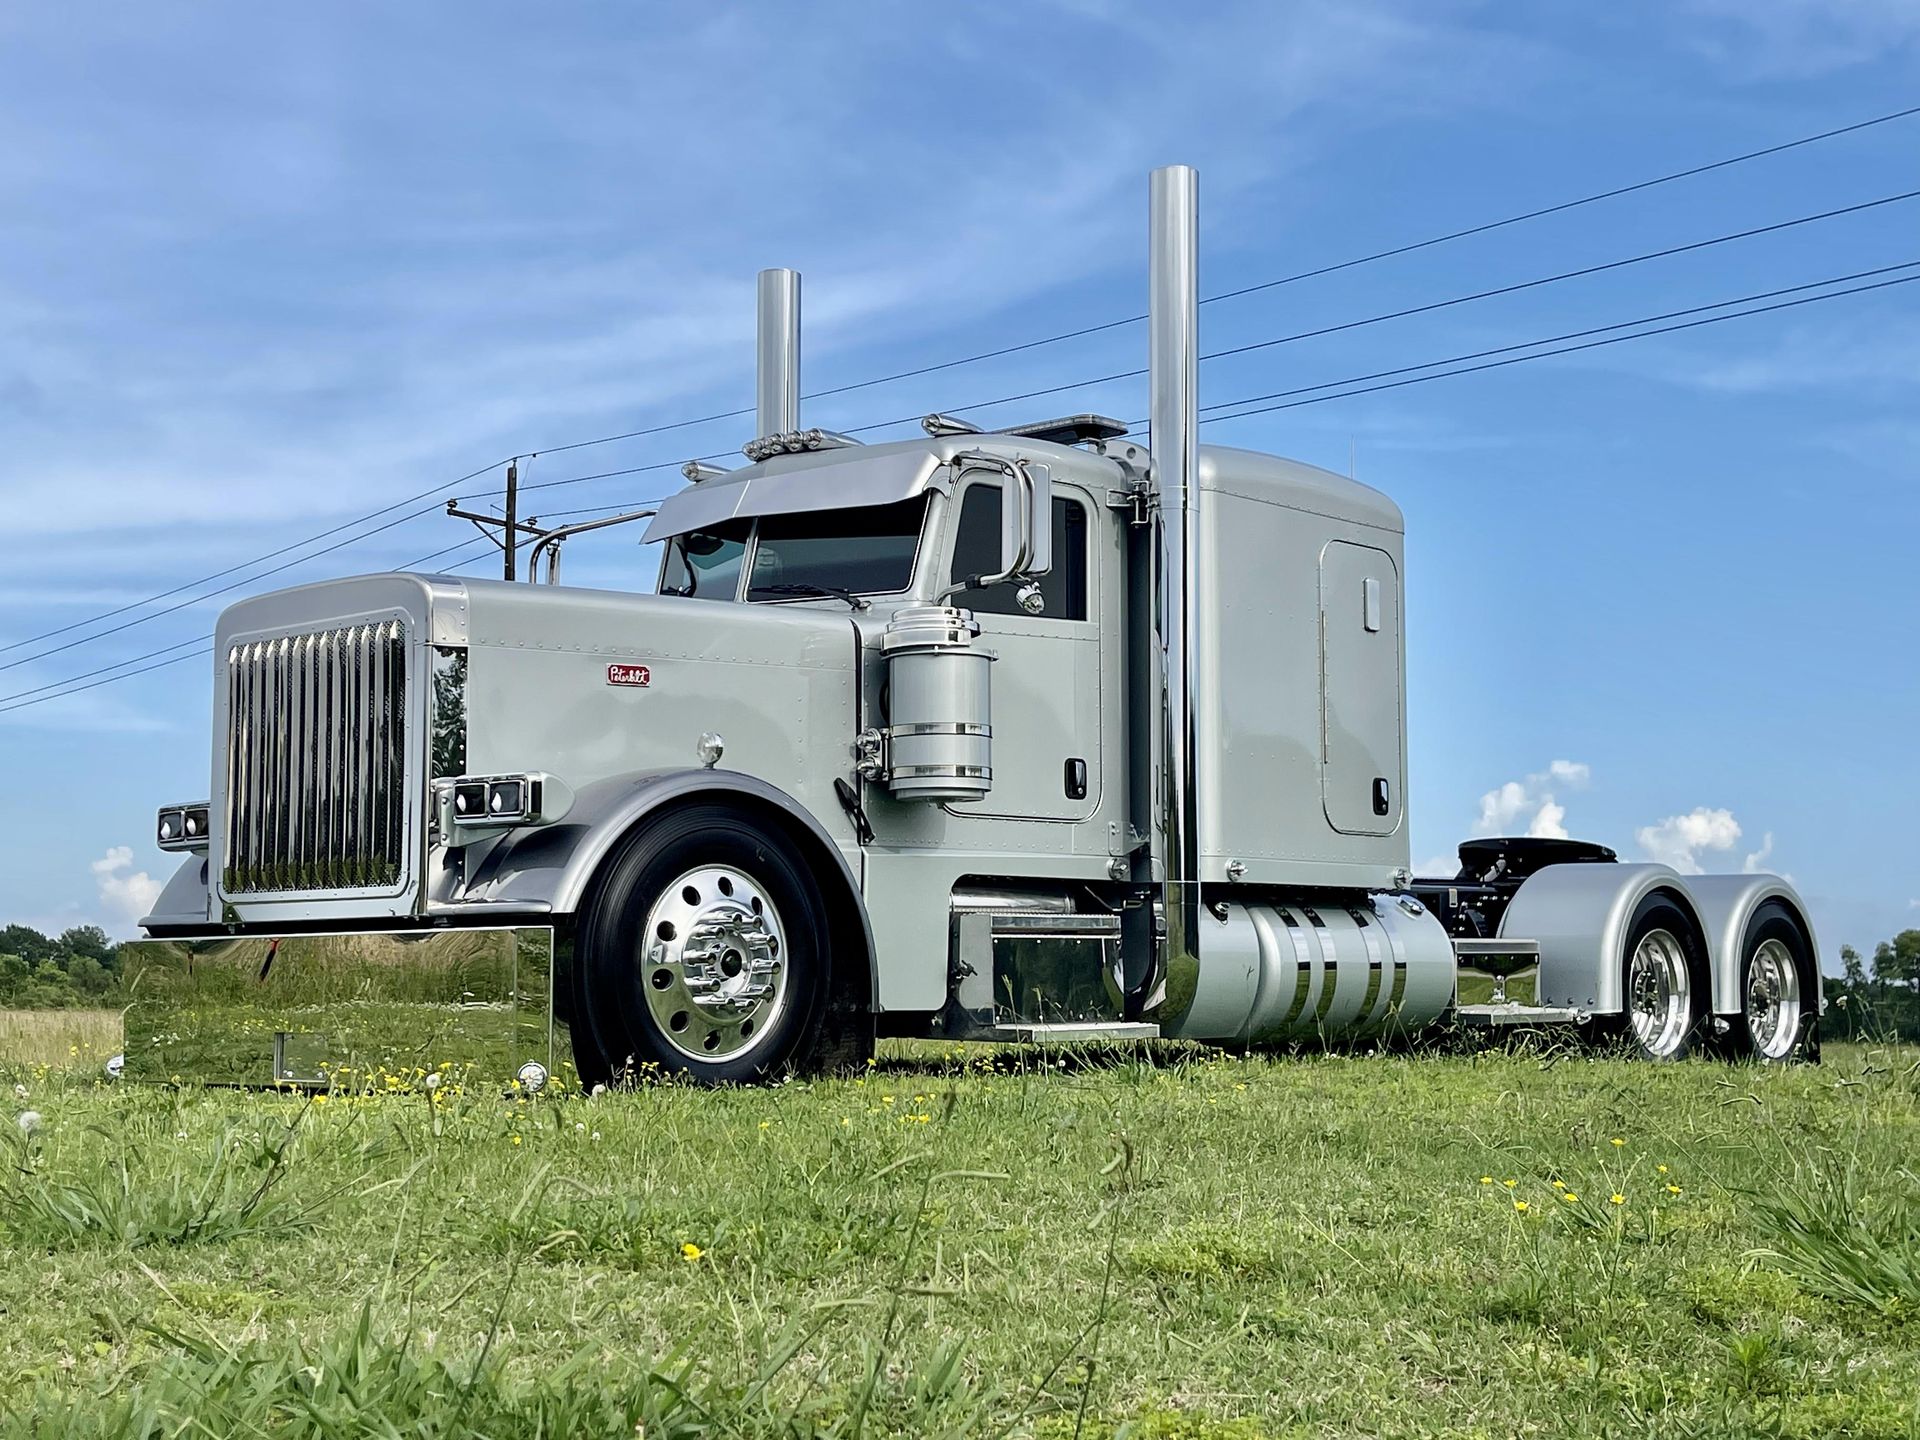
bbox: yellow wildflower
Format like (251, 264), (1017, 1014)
(1656, 1164), (1670, 1174)
(758, 1120), (771, 1131)
(511, 1135), (522, 1146)
(1502, 1179), (1518, 1189)
(1551, 1179), (1566, 1190)
(681, 1242), (703, 1263)
(1562, 1192), (1578, 1203)
(1513, 1200), (1529, 1213)
(1479, 1176), (1493, 1185)
(1609, 1193), (1625, 1206)
(1665, 1184), (1681, 1195)
(1610, 1138), (1625, 1148)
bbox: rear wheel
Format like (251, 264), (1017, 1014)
(1728, 902), (1817, 1064)
(572, 804), (830, 1086)
(1620, 895), (1707, 1061)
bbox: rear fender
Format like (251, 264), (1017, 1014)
(1680, 873), (1820, 1017)
(1498, 862), (1705, 1015)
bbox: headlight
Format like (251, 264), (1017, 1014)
(433, 773), (573, 844)
(157, 802), (211, 853)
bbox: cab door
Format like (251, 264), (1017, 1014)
(944, 477), (1102, 822)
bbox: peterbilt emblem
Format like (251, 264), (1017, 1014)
(607, 663), (652, 688)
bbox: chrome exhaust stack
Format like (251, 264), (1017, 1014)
(755, 267), (802, 439)
(1149, 163), (1202, 1015)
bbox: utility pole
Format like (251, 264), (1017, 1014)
(503, 459), (519, 580)
(444, 456), (542, 578)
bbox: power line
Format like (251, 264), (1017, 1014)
(0, 645), (213, 715)
(688, 104), (1920, 418)
(1196, 259), (1920, 419)
(839, 186), (1920, 435)
(12, 107), (1916, 671)
(0, 526), (621, 715)
(0, 460), (506, 659)
(0, 498), (460, 676)
(17, 105), (1914, 665)
(13, 266), (1911, 718)
(1199, 270), (1920, 425)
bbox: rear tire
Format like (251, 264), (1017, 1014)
(571, 804), (831, 1086)
(1618, 894), (1708, 1061)
(1726, 901), (1818, 1064)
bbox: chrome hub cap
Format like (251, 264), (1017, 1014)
(640, 865), (787, 1062)
(1627, 928), (1691, 1057)
(1745, 939), (1802, 1060)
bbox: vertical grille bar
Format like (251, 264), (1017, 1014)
(221, 619), (410, 895)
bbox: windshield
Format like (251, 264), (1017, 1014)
(659, 496), (931, 603)
(748, 496), (929, 600)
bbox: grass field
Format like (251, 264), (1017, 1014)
(2, 1037), (1917, 1438)
(0, 1008), (120, 1070)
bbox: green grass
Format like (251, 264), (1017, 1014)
(2, 1041), (1918, 1437)
(0, 1009), (120, 1070)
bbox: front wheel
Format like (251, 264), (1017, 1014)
(572, 804), (830, 1086)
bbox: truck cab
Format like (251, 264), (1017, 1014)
(125, 165), (1819, 1090)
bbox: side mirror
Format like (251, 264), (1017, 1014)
(942, 454), (1055, 606)
(997, 459), (1052, 580)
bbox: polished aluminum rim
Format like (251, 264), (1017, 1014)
(1746, 938), (1802, 1060)
(1627, 927), (1691, 1057)
(640, 864), (787, 1062)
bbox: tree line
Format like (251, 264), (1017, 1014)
(1823, 931), (1920, 1043)
(0, 924), (124, 1008)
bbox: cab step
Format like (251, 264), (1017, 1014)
(980, 1021), (1161, 1043)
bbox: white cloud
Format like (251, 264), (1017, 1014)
(1472, 759), (1591, 840)
(90, 846), (161, 931)
(1742, 831), (1775, 874)
(1636, 807), (1743, 875)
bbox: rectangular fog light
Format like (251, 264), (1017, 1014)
(157, 802), (210, 853)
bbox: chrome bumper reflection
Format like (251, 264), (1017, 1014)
(121, 927), (552, 1087)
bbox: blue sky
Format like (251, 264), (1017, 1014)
(0, 2), (1915, 961)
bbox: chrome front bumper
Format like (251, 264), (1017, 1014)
(120, 927), (555, 1087)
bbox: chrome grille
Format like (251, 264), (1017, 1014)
(222, 620), (410, 895)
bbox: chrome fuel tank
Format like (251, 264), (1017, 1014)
(1168, 894), (1455, 1043)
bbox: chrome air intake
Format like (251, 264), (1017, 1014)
(221, 620), (410, 895)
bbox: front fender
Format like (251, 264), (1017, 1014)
(453, 766), (874, 975)
(141, 855), (212, 932)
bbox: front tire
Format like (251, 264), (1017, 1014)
(572, 804), (830, 1086)
(1620, 894), (1708, 1061)
(1727, 901), (1818, 1064)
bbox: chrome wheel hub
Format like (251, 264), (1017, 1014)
(640, 865), (787, 1062)
(1627, 927), (1691, 1058)
(1745, 938), (1801, 1060)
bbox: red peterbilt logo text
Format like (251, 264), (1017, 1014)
(607, 663), (652, 688)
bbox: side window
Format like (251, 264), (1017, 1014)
(948, 483), (1089, 621)
(660, 520), (749, 601)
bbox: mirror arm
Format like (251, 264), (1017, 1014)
(935, 453), (1035, 603)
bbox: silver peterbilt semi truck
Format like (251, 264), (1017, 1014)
(125, 166), (1820, 1089)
